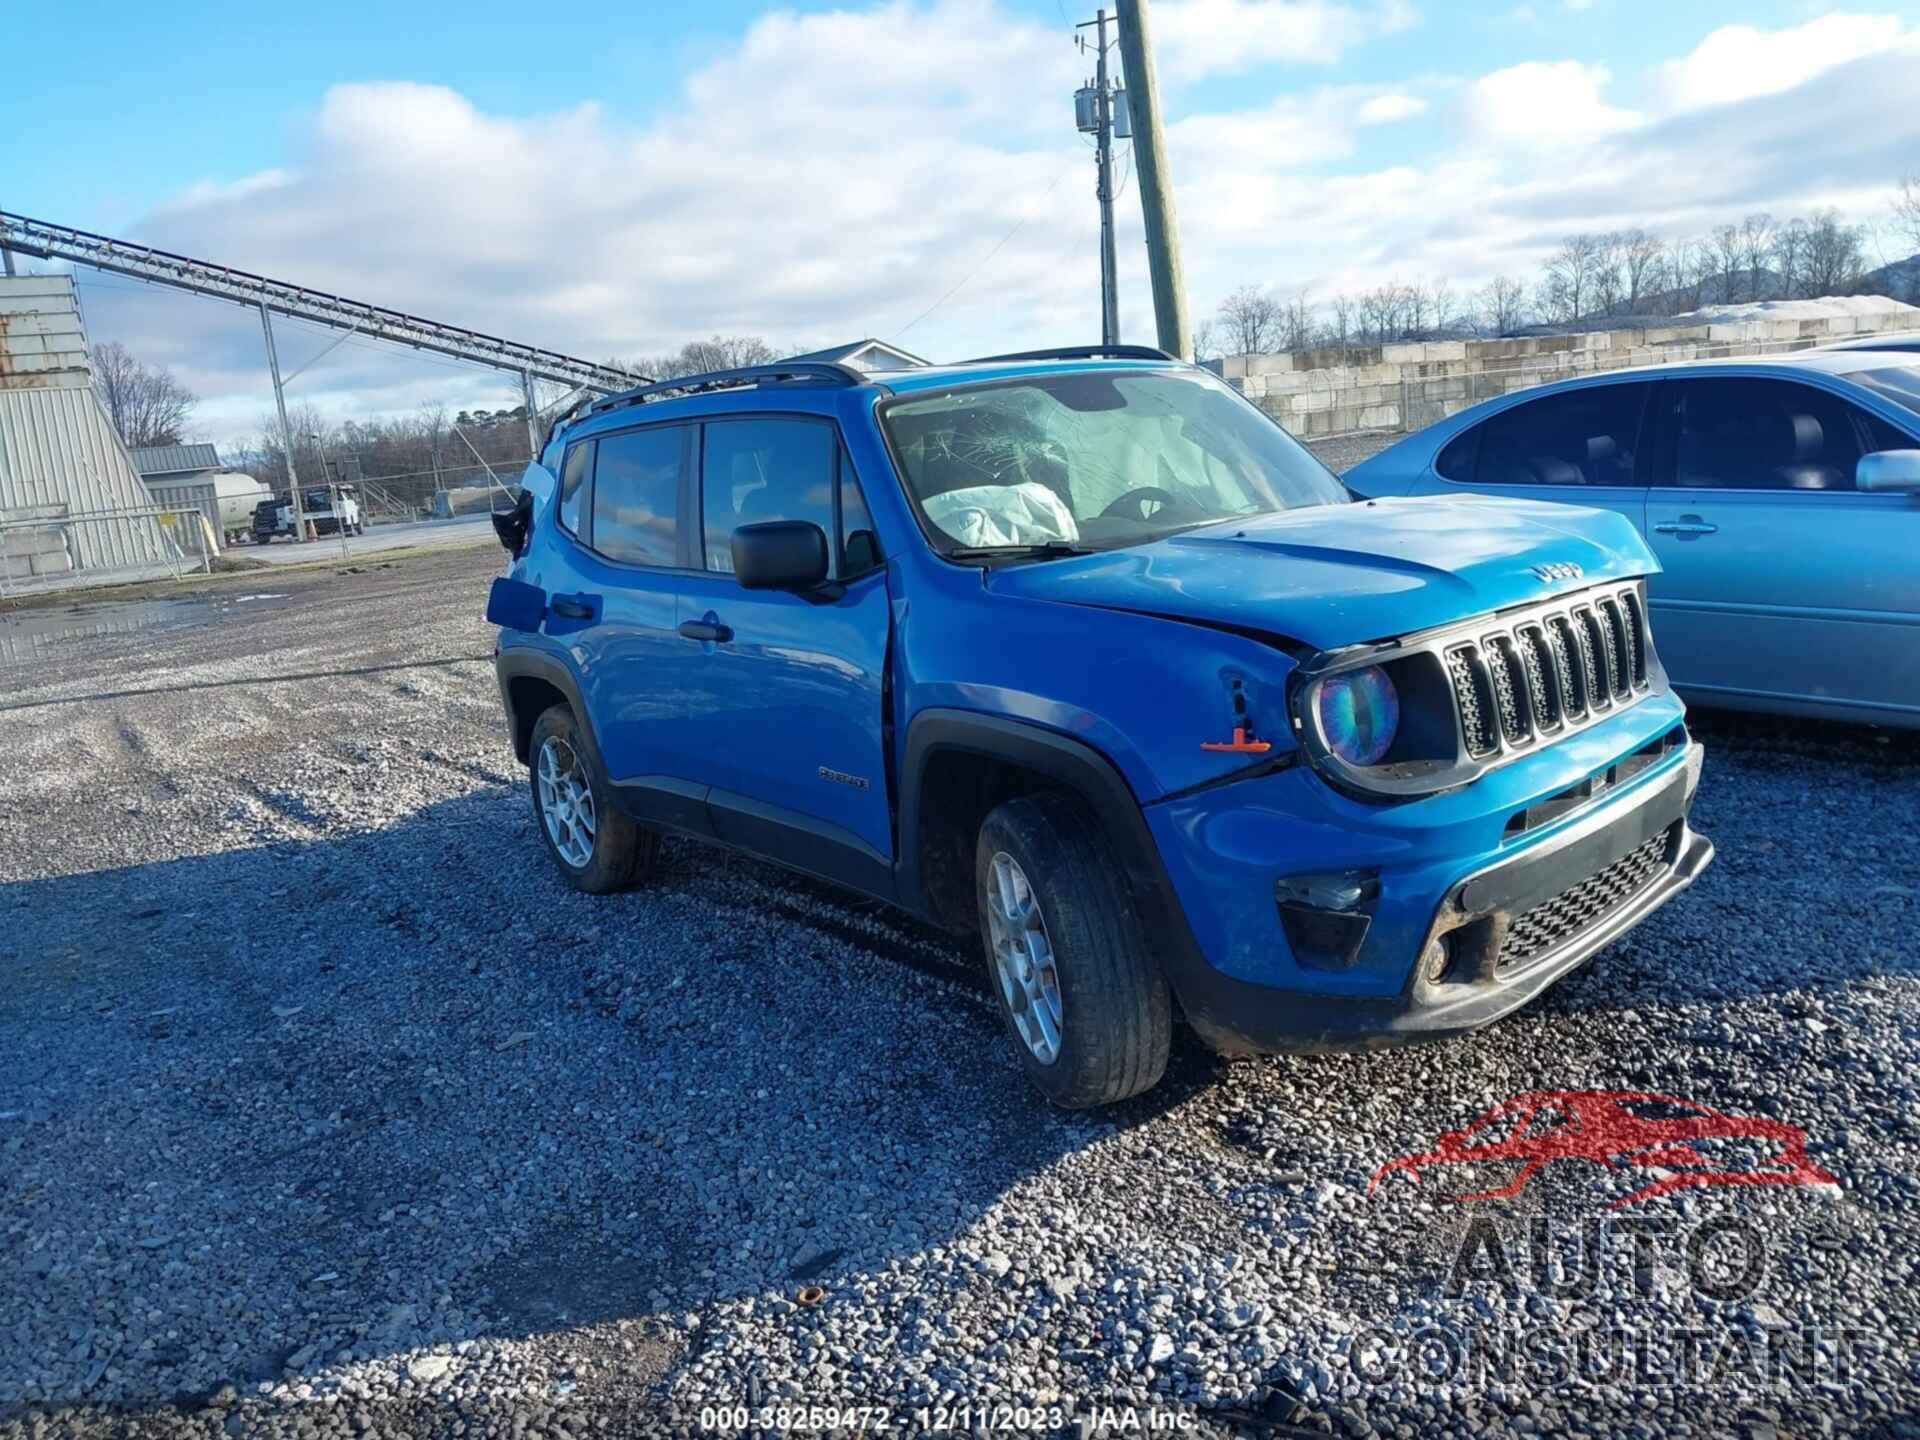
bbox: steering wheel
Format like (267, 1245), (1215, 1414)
(1100, 486), (1185, 522)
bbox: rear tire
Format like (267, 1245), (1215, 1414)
(975, 793), (1171, 1107)
(528, 704), (659, 894)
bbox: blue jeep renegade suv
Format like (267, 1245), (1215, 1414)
(487, 346), (1713, 1107)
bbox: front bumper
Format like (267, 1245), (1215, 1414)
(1155, 736), (1712, 1054)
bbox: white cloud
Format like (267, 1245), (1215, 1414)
(1152, 0), (1417, 80)
(64, 2), (1920, 435)
(1658, 12), (1910, 111)
(1464, 60), (1640, 145)
(1356, 92), (1427, 125)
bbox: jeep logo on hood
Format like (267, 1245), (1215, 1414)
(1531, 562), (1584, 583)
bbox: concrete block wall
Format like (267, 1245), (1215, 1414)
(1219, 304), (1920, 439)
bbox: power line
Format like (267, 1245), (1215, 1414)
(892, 154), (1080, 341)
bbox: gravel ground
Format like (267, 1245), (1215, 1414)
(1, 546), (1916, 1440)
(1305, 433), (1399, 476)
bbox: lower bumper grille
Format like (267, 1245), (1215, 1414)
(1497, 828), (1672, 972)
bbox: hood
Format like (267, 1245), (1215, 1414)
(985, 495), (1655, 651)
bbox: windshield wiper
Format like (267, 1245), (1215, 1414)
(945, 540), (1095, 561)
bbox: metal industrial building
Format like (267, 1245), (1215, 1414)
(0, 274), (207, 591)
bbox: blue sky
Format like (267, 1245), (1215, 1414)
(5, 1), (1918, 442)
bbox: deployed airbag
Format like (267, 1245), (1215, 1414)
(922, 482), (1080, 548)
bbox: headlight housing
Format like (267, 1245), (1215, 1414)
(1314, 665), (1399, 766)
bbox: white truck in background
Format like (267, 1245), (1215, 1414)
(252, 484), (364, 543)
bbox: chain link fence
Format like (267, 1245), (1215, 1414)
(0, 504), (217, 598)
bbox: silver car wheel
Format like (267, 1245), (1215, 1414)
(536, 736), (597, 869)
(985, 851), (1063, 1066)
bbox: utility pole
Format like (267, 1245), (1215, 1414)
(521, 370), (541, 463)
(1115, 0), (1192, 359)
(1075, 12), (1122, 345)
(259, 304), (310, 542)
(310, 430), (351, 560)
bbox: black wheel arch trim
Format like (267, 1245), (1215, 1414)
(494, 643), (609, 775)
(897, 709), (1236, 1026)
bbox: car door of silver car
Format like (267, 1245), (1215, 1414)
(1643, 375), (1920, 724)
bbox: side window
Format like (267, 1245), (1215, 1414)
(840, 447), (883, 577)
(1436, 428), (1477, 482)
(701, 419), (836, 573)
(1472, 383), (1649, 487)
(592, 426), (684, 567)
(1659, 379), (1865, 492)
(558, 440), (593, 537)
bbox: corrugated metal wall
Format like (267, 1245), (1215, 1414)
(0, 275), (187, 579)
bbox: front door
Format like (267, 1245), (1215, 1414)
(1643, 375), (1920, 720)
(1426, 378), (1652, 539)
(676, 416), (895, 894)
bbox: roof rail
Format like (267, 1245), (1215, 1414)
(960, 344), (1178, 364)
(586, 361), (875, 418)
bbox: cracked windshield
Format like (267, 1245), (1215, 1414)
(884, 368), (1348, 552)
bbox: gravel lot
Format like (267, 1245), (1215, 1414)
(2, 535), (1916, 1440)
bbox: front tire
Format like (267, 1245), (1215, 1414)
(975, 793), (1171, 1107)
(528, 705), (659, 894)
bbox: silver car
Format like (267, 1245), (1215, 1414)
(1346, 349), (1920, 728)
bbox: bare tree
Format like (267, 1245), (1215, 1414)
(1280, 289), (1317, 352)
(1771, 218), (1810, 300)
(1544, 234), (1603, 323)
(1216, 286), (1284, 357)
(1590, 232), (1626, 318)
(1801, 209), (1867, 296)
(1737, 213), (1777, 300)
(1668, 236), (1714, 312)
(1476, 275), (1529, 334)
(1325, 294), (1356, 348)
(646, 335), (779, 378)
(1897, 173), (1920, 253)
(1191, 319), (1222, 363)
(92, 342), (196, 448)
(1619, 229), (1666, 314)
(1710, 223), (1747, 304)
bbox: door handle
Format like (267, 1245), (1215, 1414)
(1653, 515), (1718, 538)
(678, 619), (733, 644)
(549, 593), (597, 620)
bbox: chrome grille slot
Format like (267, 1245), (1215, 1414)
(1447, 644), (1498, 757)
(1515, 625), (1560, 732)
(1486, 635), (1532, 746)
(1547, 615), (1588, 717)
(1572, 606), (1612, 709)
(1618, 591), (1647, 685)
(1597, 597), (1633, 698)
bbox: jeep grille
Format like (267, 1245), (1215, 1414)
(1444, 584), (1653, 757)
(1296, 579), (1661, 799)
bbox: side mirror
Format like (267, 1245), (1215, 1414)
(732, 520), (829, 590)
(1857, 449), (1920, 495)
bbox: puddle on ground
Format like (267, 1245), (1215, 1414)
(0, 593), (294, 666)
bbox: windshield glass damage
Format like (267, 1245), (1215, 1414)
(881, 368), (1348, 555)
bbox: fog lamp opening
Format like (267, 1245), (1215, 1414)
(1276, 870), (1380, 971)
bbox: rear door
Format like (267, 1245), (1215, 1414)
(676, 416), (895, 894)
(551, 422), (717, 830)
(1422, 379), (1653, 538)
(1643, 375), (1920, 718)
